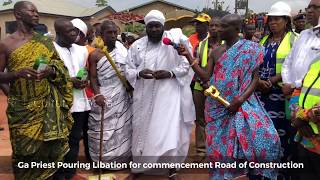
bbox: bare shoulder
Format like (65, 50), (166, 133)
(0, 35), (14, 54)
(0, 32), (28, 55)
(0, 35), (15, 68)
(89, 48), (104, 63)
(210, 45), (226, 60)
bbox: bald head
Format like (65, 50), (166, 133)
(54, 18), (77, 47)
(100, 20), (117, 33)
(219, 14), (242, 42)
(14, 1), (33, 14)
(13, 1), (39, 27)
(54, 18), (72, 33)
(221, 14), (242, 31)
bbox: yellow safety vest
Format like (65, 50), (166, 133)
(260, 32), (297, 76)
(299, 59), (320, 134)
(194, 38), (209, 91)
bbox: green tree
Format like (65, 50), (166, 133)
(182, 25), (195, 37)
(124, 23), (145, 34)
(96, 0), (108, 7)
(203, 8), (230, 18)
(3, 0), (12, 6)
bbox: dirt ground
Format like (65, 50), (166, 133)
(0, 91), (210, 180)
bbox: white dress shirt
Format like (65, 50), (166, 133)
(53, 42), (91, 113)
(282, 27), (320, 88)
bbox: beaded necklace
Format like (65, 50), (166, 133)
(136, 39), (161, 155)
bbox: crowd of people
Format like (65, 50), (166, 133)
(1, 0), (320, 180)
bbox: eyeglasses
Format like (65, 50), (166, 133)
(305, 4), (320, 11)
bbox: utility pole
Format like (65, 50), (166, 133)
(213, 0), (224, 10)
(213, 0), (218, 10)
(235, 0), (249, 15)
(246, 0), (249, 16)
(235, 0), (238, 14)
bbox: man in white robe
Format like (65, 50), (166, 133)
(126, 10), (195, 179)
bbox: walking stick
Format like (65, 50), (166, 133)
(99, 105), (105, 180)
(88, 105), (116, 180)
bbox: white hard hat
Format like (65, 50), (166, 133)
(267, 1), (291, 17)
(71, 18), (88, 36)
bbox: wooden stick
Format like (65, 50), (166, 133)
(99, 105), (105, 180)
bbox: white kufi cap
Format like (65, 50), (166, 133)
(71, 18), (88, 36)
(144, 10), (165, 25)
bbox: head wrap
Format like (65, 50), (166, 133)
(144, 10), (165, 25)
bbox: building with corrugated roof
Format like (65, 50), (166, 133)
(0, 0), (197, 39)
(0, 0), (115, 39)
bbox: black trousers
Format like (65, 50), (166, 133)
(295, 144), (320, 180)
(53, 111), (90, 180)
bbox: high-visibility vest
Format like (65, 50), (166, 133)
(299, 58), (320, 134)
(194, 38), (209, 91)
(193, 39), (225, 91)
(260, 31), (297, 75)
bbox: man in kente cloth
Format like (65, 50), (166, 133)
(0, 1), (73, 180)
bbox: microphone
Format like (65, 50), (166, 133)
(162, 37), (179, 49)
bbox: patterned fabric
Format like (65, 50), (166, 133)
(6, 32), (73, 180)
(205, 39), (281, 179)
(291, 91), (320, 155)
(85, 45), (96, 98)
(259, 42), (278, 80)
(257, 41), (296, 179)
(258, 41), (294, 157)
(88, 51), (132, 163)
